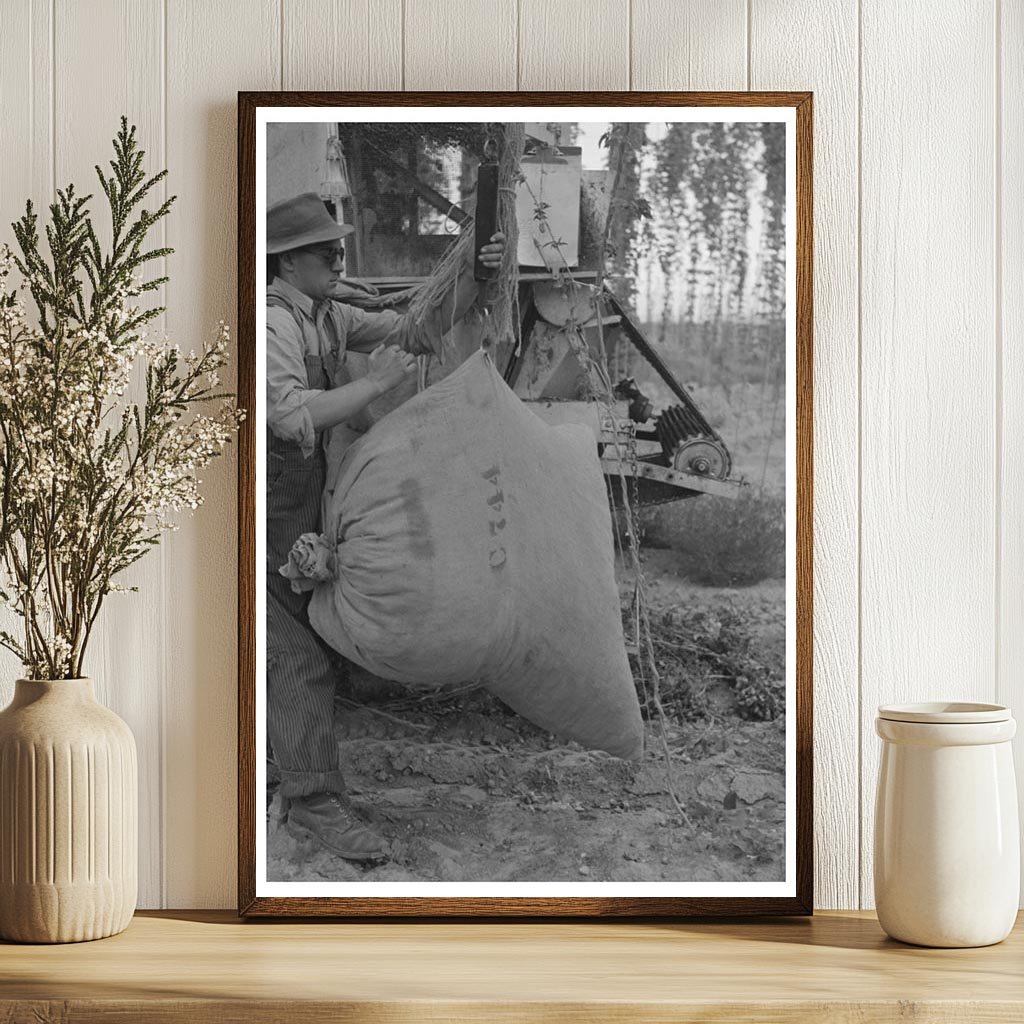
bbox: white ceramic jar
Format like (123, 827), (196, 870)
(874, 702), (1019, 947)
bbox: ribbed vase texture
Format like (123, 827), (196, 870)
(0, 678), (137, 943)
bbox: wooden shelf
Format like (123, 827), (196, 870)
(2, 910), (1022, 1022)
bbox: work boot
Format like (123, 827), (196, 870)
(285, 791), (389, 863)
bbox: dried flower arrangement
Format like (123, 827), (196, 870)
(0, 118), (242, 679)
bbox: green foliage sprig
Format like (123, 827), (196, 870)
(0, 117), (242, 679)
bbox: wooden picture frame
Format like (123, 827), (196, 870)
(238, 91), (813, 918)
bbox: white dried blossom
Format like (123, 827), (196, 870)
(0, 249), (242, 678)
(0, 121), (247, 679)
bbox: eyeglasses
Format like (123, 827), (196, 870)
(301, 245), (345, 266)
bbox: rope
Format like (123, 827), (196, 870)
(355, 124), (524, 364)
(514, 134), (696, 822)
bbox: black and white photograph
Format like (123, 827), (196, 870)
(243, 99), (807, 911)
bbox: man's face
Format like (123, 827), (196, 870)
(280, 242), (345, 301)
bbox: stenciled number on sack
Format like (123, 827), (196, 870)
(482, 465), (507, 570)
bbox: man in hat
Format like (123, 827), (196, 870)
(265, 191), (504, 863)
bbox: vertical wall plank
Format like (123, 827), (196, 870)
(519, 0), (629, 90)
(284, 0), (402, 90)
(0, 0), (52, 221)
(860, 0), (997, 908)
(53, 0), (166, 909)
(1000, 0), (1024, 904)
(164, 0), (280, 908)
(0, 0), (1014, 913)
(751, 1), (860, 911)
(632, 0), (747, 90)
(0, 1), (53, 700)
(405, 0), (517, 90)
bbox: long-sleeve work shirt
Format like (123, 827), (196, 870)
(266, 276), (446, 457)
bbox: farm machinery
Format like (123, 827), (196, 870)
(267, 119), (744, 506)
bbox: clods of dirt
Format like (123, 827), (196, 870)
(267, 693), (785, 884)
(267, 565), (787, 885)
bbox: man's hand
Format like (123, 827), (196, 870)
(367, 344), (417, 394)
(477, 231), (506, 269)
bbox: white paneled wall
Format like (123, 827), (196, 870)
(0, 0), (1016, 910)
(859, 1), (1000, 909)
(751, 0), (860, 913)
(1004, 0), (1024, 906)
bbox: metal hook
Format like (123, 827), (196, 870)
(444, 201), (459, 234)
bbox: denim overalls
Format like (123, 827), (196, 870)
(266, 295), (349, 800)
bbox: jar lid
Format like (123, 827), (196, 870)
(877, 701), (1011, 724)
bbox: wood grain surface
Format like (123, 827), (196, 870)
(405, 0), (517, 91)
(1001, 0), (1024, 910)
(1, 910), (1023, 1023)
(858, 1), (999, 909)
(631, 0), (747, 91)
(51, 0), (167, 909)
(164, 0), (280, 909)
(284, 0), (403, 92)
(751, 0), (860, 911)
(518, 0), (629, 91)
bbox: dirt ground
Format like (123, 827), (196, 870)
(267, 547), (786, 884)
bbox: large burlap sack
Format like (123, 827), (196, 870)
(307, 349), (643, 760)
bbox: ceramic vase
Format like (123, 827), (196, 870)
(874, 701), (1019, 947)
(0, 678), (137, 943)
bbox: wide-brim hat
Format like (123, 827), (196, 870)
(267, 192), (355, 254)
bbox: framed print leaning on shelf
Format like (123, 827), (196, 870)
(237, 91), (813, 917)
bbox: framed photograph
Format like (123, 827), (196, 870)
(237, 91), (812, 917)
